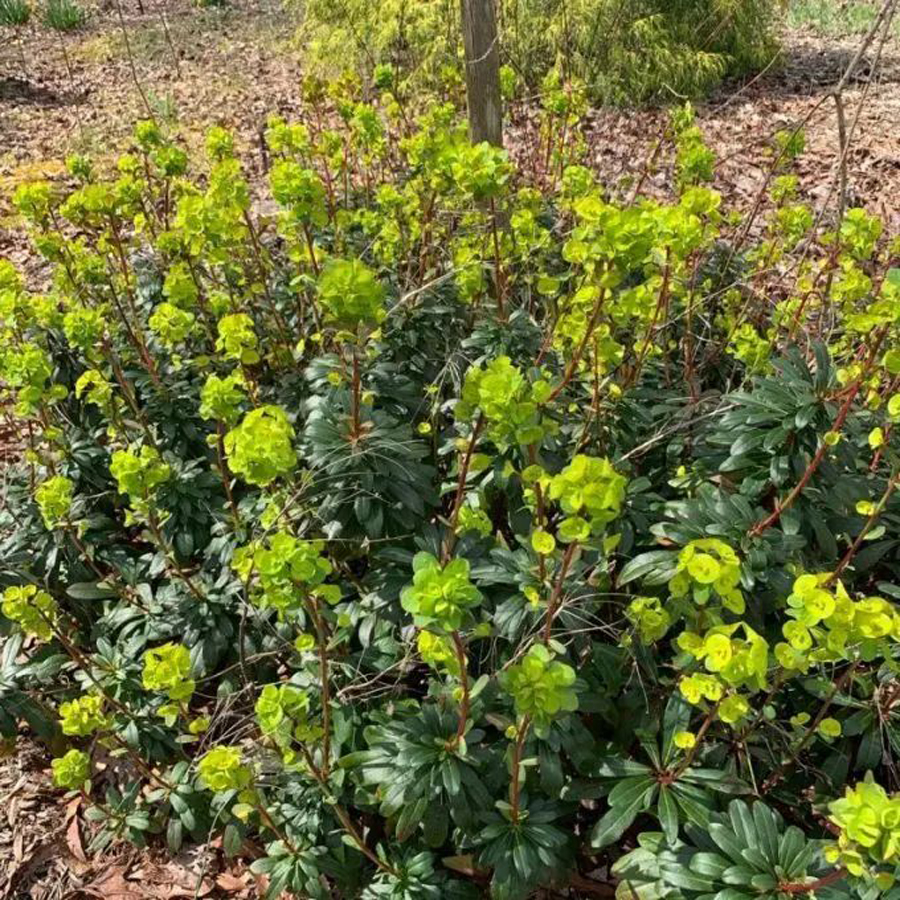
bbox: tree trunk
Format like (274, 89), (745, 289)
(460, 0), (502, 147)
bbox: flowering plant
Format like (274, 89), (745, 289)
(3, 89), (900, 900)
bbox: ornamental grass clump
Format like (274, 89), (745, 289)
(6, 78), (900, 899)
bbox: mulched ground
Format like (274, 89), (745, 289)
(575, 31), (900, 228)
(1, 0), (304, 270)
(3, 3), (900, 896)
(0, 737), (261, 897)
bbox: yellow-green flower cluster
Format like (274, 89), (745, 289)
(143, 642), (195, 701)
(232, 531), (335, 615)
(224, 406), (295, 486)
(455, 356), (549, 449)
(2, 584), (59, 641)
(269, 161), (327, 227)
(548, 454), (627, 533)
(51, 748), (90, 790)
(205, 125), (235, 161)
(669, 538), (744, 615)
(452, 241), (485, 304)
(215, 313), (259, 364)
(456, 505), (492, 537)
(63, 304), (107, 352)
(678, 672), (723, 705)
(625, 596), (671, 643)
(718, 694), (751, 725)
(265, 114), (311, 156)
(728, 322), (771, 374)
(417, 630), (461, 678)
(400, 552), (482, 632)
(500, 644), (578, 736)
(677, 623), (768, 690)
(162, 261), (199, 308)
(197, 746), (252, 793)
(677, 623), (766, 724)
(840, 207), (883, 261)
(58, 695), (109, 737)
(776, 574), (900, 672)
(317, 258), (386, 331)
(255, 683), (321, 750)
(75, 369), (115, 413)
(0, 341), (66, 415)
(449, 141), (511, 202)
(827, 777), (900, 878)
(110, 445), (171, 506)
(35, 475), (74, 529)
(199, 371), (246, 425)
(149, 302), (196, 348)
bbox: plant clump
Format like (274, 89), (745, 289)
(4, 81), (900, 900)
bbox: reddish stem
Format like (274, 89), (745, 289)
(828, 470), (900, 583)
(748, 323), (888, 539)
(780, 868), (848, 894)
(546, 286), (608, 404)
(442, 416), (486, 562)
(543, 542), (577, 644)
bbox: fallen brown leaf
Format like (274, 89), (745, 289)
(66, 813), (87, 864)
(83, 864), (143, 900)
(216, 871), (251, 892)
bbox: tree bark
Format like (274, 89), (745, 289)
(460, 0), (503, 147)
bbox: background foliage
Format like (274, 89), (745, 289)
(301, 0), (783, 105)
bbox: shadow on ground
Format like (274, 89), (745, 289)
(0, 76), (77, 107)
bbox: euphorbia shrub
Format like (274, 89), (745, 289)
(4, 82), (900, 900)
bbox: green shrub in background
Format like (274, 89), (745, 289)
(42, 0), (86, 30)
(4, 79), (900, 899)
(0, 0), (31, 73)
(300, 0), (783, 105)
(0, 0), (30, 26)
